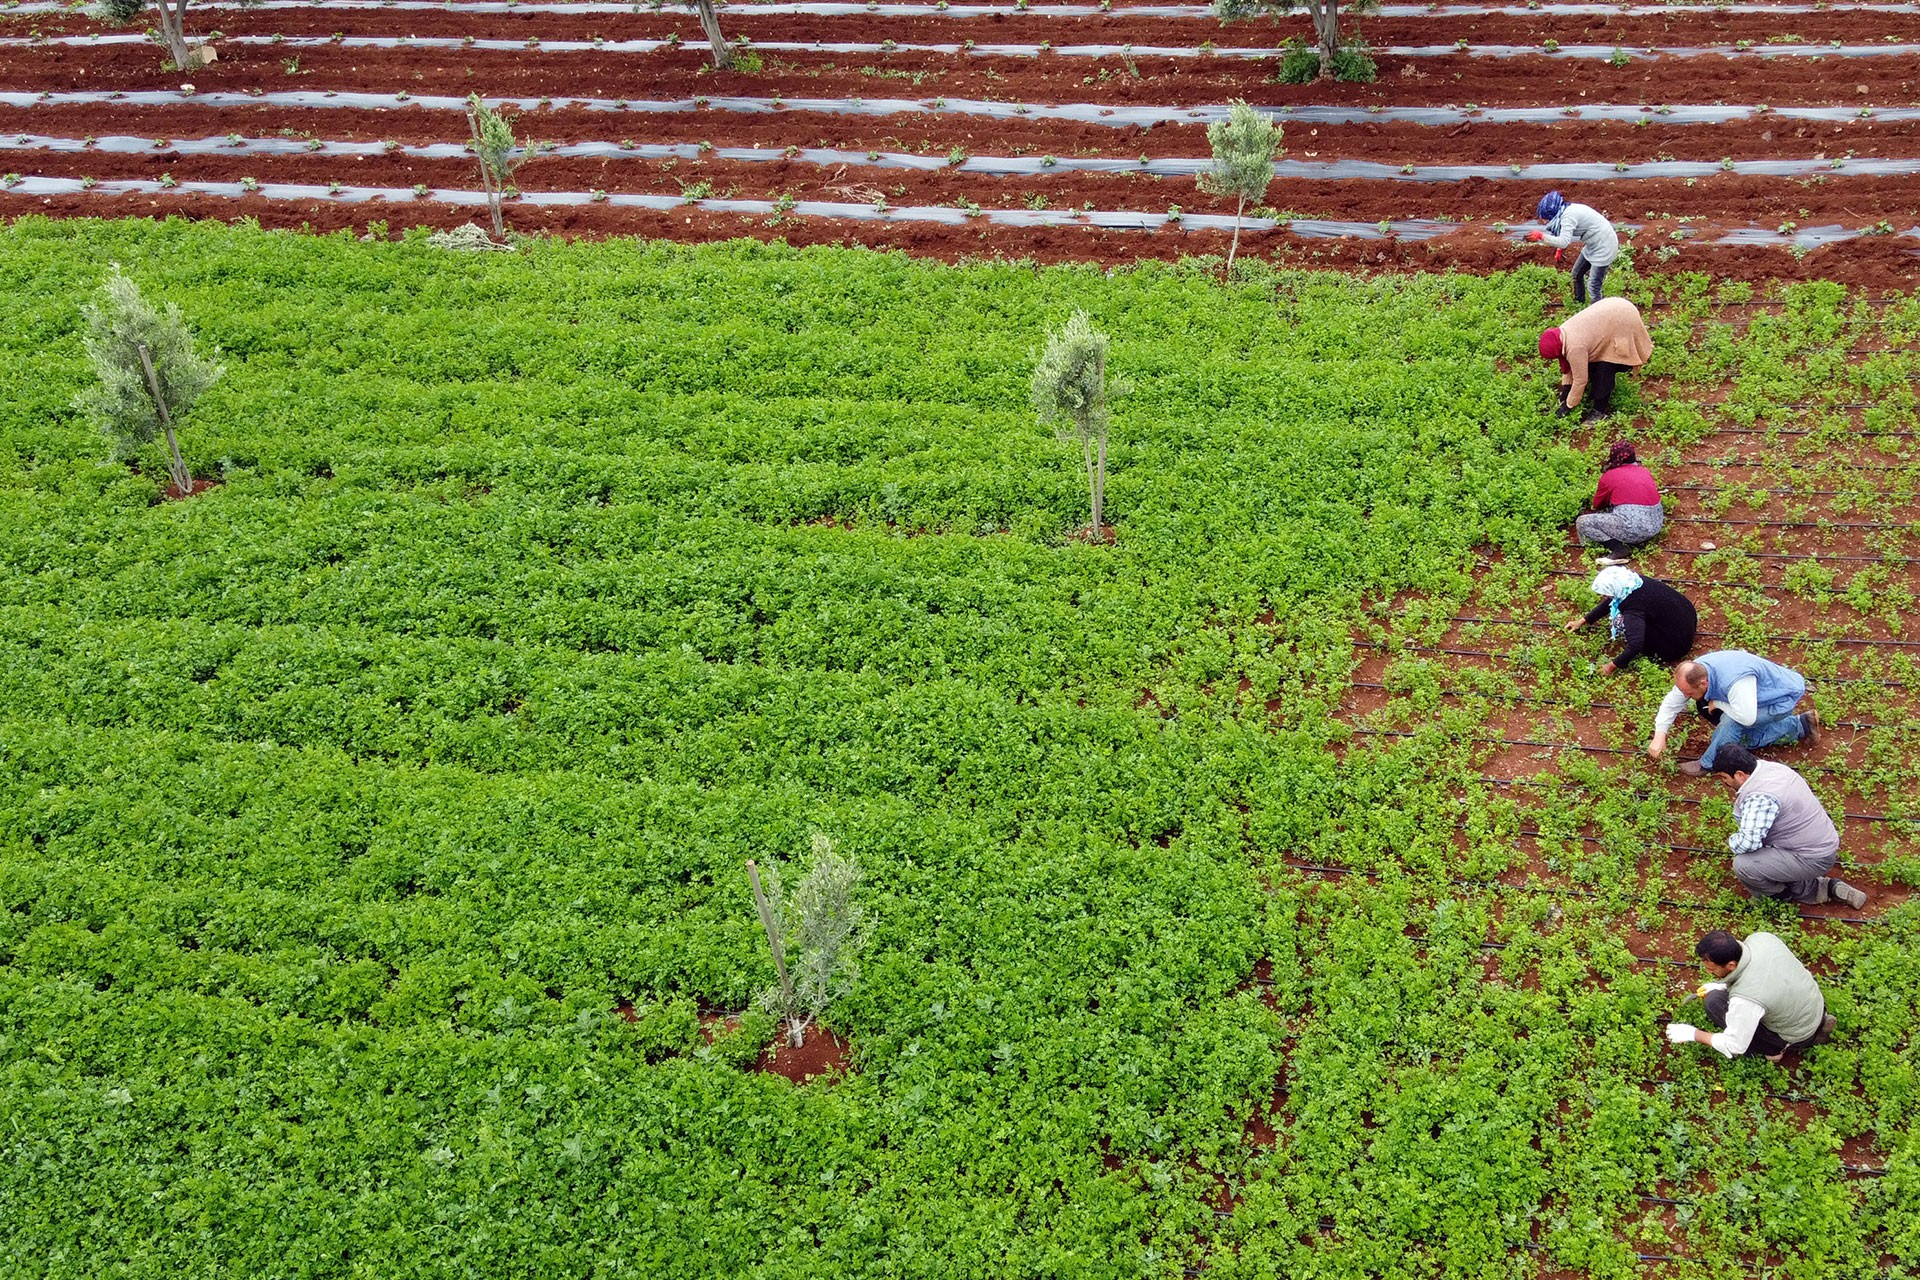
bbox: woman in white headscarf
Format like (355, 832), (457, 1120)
(1565, 566), (1697, 674)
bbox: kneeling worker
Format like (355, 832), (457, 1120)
(1646, 649), (1820, 775)
(1666, 929), (1836, 1065)
(1711, 744), (1865, 908)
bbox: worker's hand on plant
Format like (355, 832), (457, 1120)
(1564, 617), (1584, 633)
(1525, 230), (1545, 242)
(1647, 733), (1667, 760)
(1598, 661), (1615, 676)
(1665, 1022), (1698, 1045)
(1695, 982), (1727, 999)
(1554, 402), (1573, 418)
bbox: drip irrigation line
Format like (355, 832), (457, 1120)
(1679, 458), (1918, 472)
(1666, 514), (1920, 529)
(1480, 776), (1919, 826)
(1346, 682), (1889, 731)
(1345, 725), (1876, 783)
(1355, 640), (1906, 688)
(1277, 861), (1877, 924)
(1701, 426), (1920, 438)
(21, 32), (1920, 60)
(19, 131), (1920, 187)
(8, 90), (1920, 132)
(1447, 614), (1920, 650)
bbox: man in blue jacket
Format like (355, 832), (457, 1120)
(1644, 649), (1821, 776)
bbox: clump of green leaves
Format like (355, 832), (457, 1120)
(1219, 0), (1378, 82)
(73, 264), (220, 494)
(1032, 310), (1121, 537)
(1197, 99), (1283, 277)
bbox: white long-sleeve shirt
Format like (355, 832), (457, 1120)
(1654, 675), (1758, 734)
(1709, 995), (1767, 1058)
(1540, 203), (1621, 266)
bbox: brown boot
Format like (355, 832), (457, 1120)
(1802, 1014), (1837, 1048)
(1800, 709), (1823, 748)
(1677, 759), (1705, 777)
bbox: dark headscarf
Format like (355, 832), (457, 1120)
(1602, 441), (1638, 472)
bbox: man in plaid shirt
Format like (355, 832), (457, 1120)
(1710, 745), (1865, 908)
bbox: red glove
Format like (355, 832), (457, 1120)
(1554, 249), (1565, 263)
(1525, 230), (1544, 242)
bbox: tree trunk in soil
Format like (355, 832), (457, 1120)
(694, 0), (735, 68)
(1092, 435), (1106, 536)
(158, 0), (193, 70)
(1225, 194), (1244, 277)
(746, 861), (799, 1043)
(1310, 0), (1339, 79)
(135, 342), (192, 496)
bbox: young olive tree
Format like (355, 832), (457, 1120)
(466, 95), (530, 241)
(1198, 100), (1283, 277)
(1032, 311), (1121, 538)
(74, 265), (221, 496)
(747, 835), (868, 1050)
(690, 0), (735, 68)
(1214, 0), (1378, 82)
(90, 0), (252, 71)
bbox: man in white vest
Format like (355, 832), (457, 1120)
(1666, 930), (1835, 1064)
(1709, 744), (1866, 908)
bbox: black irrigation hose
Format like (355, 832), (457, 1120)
(1354, 640), (1906, 689)
(1679, 459), (1918, 473)
(1345, 682), (1889, 732)
(1480, 776), (1919, 826)
(1278, 862), (1876, 925)
(1666, 515), (1920, 531)
(1344, 726), (1880, 785)
(1448, 615), (1920, 650)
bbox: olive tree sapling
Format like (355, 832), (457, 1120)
(748, 835), (867, 1050)
(74, 265), (221, 496)
(1031, 310), (1122, 538)
(1197, 100), (1283, 277)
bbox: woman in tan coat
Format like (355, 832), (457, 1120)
(1540, 296), (1654, 421)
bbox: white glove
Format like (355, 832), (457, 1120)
(1695, 982), (1727, 1000)
(1665, 1022), (1697, 1045)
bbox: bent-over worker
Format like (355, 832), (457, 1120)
(1666, 930), (1837, 1064)
(1646, 649), (1821, 775)
(1575, 440), (1664, 562)
(1565, 566), (1696, 674)
(1710, 745), (1865, 908)
(1525, 191), (1620, 304)
(1540, 296), (1653, 422)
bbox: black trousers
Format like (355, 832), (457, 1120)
(1585, 361), (1631, 412)
(1702, 989), (1829, 1057)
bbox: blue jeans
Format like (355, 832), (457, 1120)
(1573, 255), (1609, 304)
(1698, 708), (1806, 768)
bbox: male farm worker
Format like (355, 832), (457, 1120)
(1666, 929), (1837, 1065)
(1645, 649), (1821, 776)
(1709, 745), (1866, 909)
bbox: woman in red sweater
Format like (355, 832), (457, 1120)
(1576, 441), (1663, 565)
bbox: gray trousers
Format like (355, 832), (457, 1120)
(1733, 843), (1839, 904)
(1576, 502), (1664, 547)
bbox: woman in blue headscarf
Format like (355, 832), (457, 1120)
(1527, 191), (1621, 304)
(1565, 565), (1698, 674)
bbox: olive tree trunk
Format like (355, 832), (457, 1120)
(694, 0), (735, 68)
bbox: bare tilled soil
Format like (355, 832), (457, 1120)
(2, 0), (1918, 277)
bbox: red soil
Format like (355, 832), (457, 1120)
(757, 1023), (851, 1083)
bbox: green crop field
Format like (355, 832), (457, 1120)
(2, 219), (1918, 1279)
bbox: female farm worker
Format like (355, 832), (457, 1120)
(1540, 297), (1653, 421)
(1526, 191), (1620, 304)
(1575, 440), (1664, 562)
(1566, 565), (1698, 676)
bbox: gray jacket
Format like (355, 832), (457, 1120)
(1542, 203), (1620, 267)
